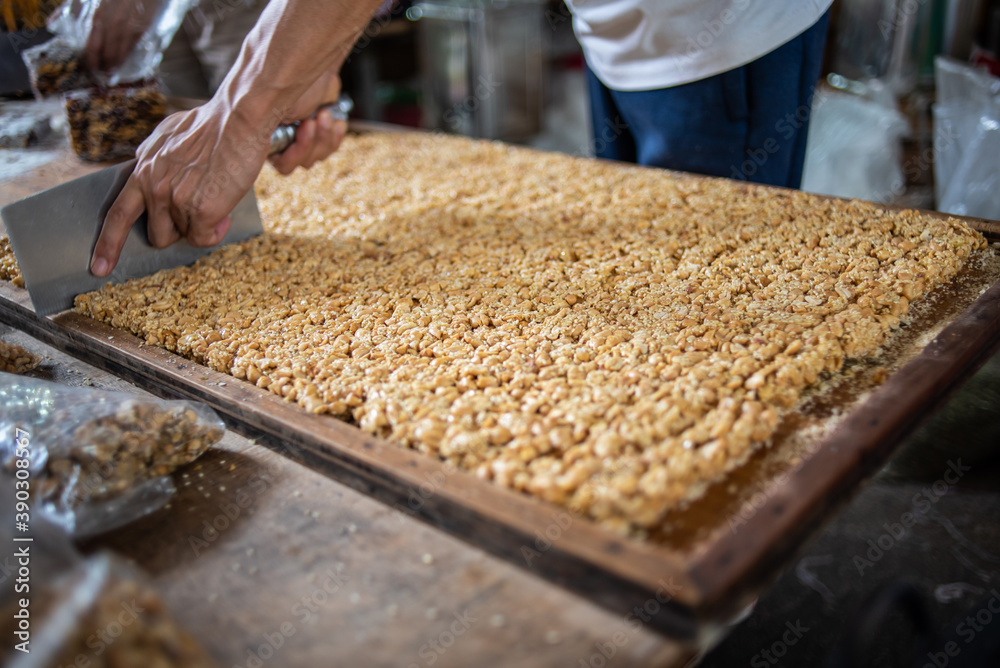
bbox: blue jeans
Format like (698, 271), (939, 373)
(587, 11), (830, 189)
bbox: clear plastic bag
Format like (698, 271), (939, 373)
(0, 480), (219, 668)
(0, 106), (53, 149)
(4, 555), (221, 668)
(65, 80), (167, 161)
(933, 56), (1000, 220)
(21, 0), (197, 96)
(0, 372), (224, 538)
(0, 476), (84, 666)
(800, 85), (911, 204)
(20, 35), (95, 97)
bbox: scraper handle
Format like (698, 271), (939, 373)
(268, 95), (354, 156)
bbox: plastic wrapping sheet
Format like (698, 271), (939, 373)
(21, 0), (197, 96)
(801, 87), (910, 204)
(934, 57), (1000, 220)
(0, 372), (224, 538)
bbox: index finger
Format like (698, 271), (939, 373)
(90, 175), (146, 277)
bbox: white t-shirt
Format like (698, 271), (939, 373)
(566, 0), (835, 91)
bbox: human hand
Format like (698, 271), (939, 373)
(268, 69), (348, 175)
(86, 0), (377, 279)
(84, 0), (162, 73)
(89, 98), (270, 277)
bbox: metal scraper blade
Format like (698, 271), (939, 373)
(1, 159), (263, 316)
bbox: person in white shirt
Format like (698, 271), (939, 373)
(567, 0), (834, 187)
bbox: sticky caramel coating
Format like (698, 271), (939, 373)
(75, 133), (986, 532)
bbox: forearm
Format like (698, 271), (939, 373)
(214, 0), (384, 130)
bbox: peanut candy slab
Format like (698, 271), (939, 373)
(75, 133), (986, 532)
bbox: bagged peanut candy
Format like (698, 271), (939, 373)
(0, 372), (225, 537)
(2, 555), (221, 668)
(21, 0), (195, 160)
(0, 479), (219, 668)
(21, 36), (96, 97)
(21, 0), (196, 96)
(65, 81), (167, 162)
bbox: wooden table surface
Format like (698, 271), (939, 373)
(0, 106), (695, 668)
(2, 323), (692, 667)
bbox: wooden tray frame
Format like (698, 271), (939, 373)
(3, 128), (1000, 637)
(4, 266), (1000, 638)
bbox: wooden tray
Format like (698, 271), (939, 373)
(3, 137), (1000, 638)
